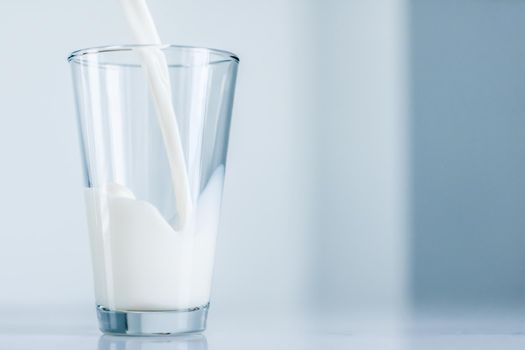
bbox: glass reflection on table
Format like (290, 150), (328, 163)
(98, 334), (208, 350)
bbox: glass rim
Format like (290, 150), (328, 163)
(67, 44), (240, 65)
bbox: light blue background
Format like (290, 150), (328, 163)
(0, 0), (524, 322)
(411, 0), (525, 307)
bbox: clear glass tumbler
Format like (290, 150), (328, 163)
(68, 45), (239, 335)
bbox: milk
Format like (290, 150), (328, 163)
(82, 0), (222, 312)
(119, 0), (192, 229)
(85, 167), (224, 311)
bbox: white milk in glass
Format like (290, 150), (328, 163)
(83, 0), (220, 311)
(85, 167), (224, 311)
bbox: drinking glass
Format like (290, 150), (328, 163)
(68, 44), (239, 335)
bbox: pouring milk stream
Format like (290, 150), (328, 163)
(118, 0), (192, 229)
(85, 0), (223, 311)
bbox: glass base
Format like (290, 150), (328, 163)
(96, 303), (209, 335)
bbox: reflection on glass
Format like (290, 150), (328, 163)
(98, 334), (208, 350)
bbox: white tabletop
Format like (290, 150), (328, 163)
(2, 308), (525, 350)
